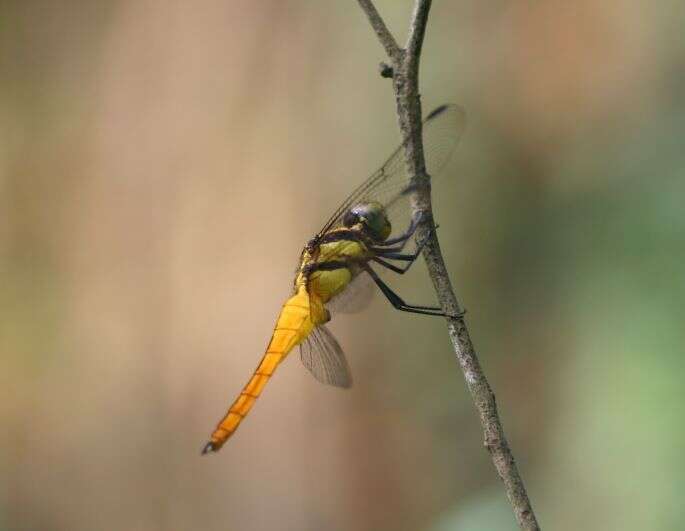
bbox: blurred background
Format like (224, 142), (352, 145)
(2, 1), (685, 530)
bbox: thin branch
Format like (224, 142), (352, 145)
(405, 0), (431, 69)
(355, 2), (541, 530)
(356, 0), (402, 62)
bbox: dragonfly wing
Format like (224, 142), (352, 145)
(317, 104), (466, 237)
(299, 324), (352, 388)
(326, 271), (375, 314)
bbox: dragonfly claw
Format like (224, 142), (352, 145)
(447, 308), (467, 319)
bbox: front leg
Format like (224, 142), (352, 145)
(369, 220), (434, 274)
(375, 211), (426, 248)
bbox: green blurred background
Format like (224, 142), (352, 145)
(2, 1), (685, 530)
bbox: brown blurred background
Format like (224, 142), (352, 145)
(2, 1), (685, 530)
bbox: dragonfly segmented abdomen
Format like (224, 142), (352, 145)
(203, 286), (318, 452)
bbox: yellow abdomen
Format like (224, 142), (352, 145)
(204, 285), (326, 452)
(205, 236), (368, 453)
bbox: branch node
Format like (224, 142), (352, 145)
(378, 62), (394, 78)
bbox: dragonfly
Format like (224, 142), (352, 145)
(203, 104), (466, 454)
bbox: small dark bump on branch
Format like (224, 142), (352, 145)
(378, 62), (394, 78)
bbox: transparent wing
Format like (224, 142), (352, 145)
(318, 104), (466, 237)
(325, 271), (375, 314)
(299, 325), (352, 388)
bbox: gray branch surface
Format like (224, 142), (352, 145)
(355, 1), (541, 529)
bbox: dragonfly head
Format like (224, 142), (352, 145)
(343, 201), (392, 241)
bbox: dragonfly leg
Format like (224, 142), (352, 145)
(363, 264), (448, 317)
(372, 257), (406, 274)
(370, 244), (405, 253)
(376, 212), (440, 256)
(376, 211), (425, 247)
(371, 229), (431, 274)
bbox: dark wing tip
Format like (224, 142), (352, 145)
(425, 103), (467, 125)
(425, 104), (450, 121)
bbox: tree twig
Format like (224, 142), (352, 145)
(356, 0), (401, 61)
(355, 1), (541, 529)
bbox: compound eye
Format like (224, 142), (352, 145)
(343, 210), (359, 227)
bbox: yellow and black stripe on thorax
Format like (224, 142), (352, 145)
(296, 226), (374, 305)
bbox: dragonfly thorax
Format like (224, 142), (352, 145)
(343, 201), (392, 242)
